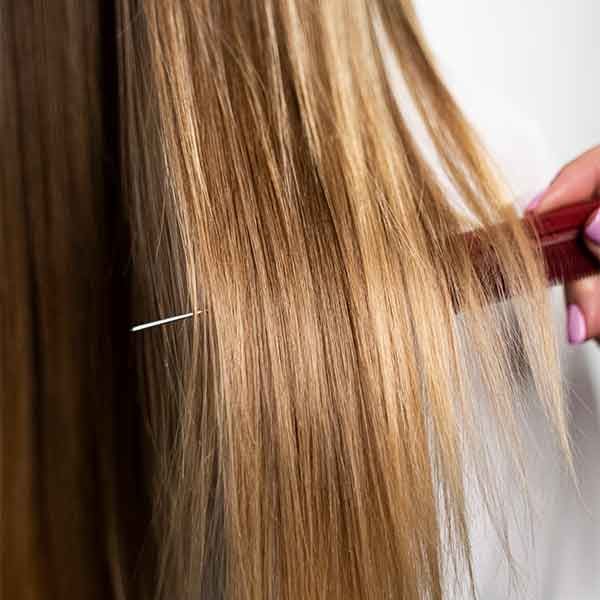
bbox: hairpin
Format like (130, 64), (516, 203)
(131, 310), (206, 332)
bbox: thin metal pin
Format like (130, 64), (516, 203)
(130, 309), (205, 332)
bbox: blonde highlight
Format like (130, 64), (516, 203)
(120, 1), (568, 598)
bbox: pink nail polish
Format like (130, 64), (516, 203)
(584, 209), (600, 245)
(526, 189), (546, 212)
(567, 304), (587, 345)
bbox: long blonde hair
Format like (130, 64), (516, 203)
(3, 0), (568, 598)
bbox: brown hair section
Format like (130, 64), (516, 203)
(1, 2), (152, 599)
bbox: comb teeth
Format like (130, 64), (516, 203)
(451, 198), (600, 311)
(531, 197), (600, 286)
(541, 232), (600, 285)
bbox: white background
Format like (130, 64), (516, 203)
(414, 0), (600, 173)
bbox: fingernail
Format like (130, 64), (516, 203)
(525, 189), (546, 212)
(584, 209), (600, 245)
(567, 303), (587, 345)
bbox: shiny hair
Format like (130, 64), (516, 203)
(2, 1), (568, 598)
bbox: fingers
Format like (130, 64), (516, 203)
(564, 207), (600, 343)
(526, 145), (600, 213)
(526, 147), (600, 344)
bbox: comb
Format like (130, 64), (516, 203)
(528, 197), (600, 283)
(130, 198), (600, 332)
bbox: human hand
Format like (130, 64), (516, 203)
(527, 146), (600, 344)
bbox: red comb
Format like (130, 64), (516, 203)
(528, 197), (600, 284)
(455, 198), (600, 307)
